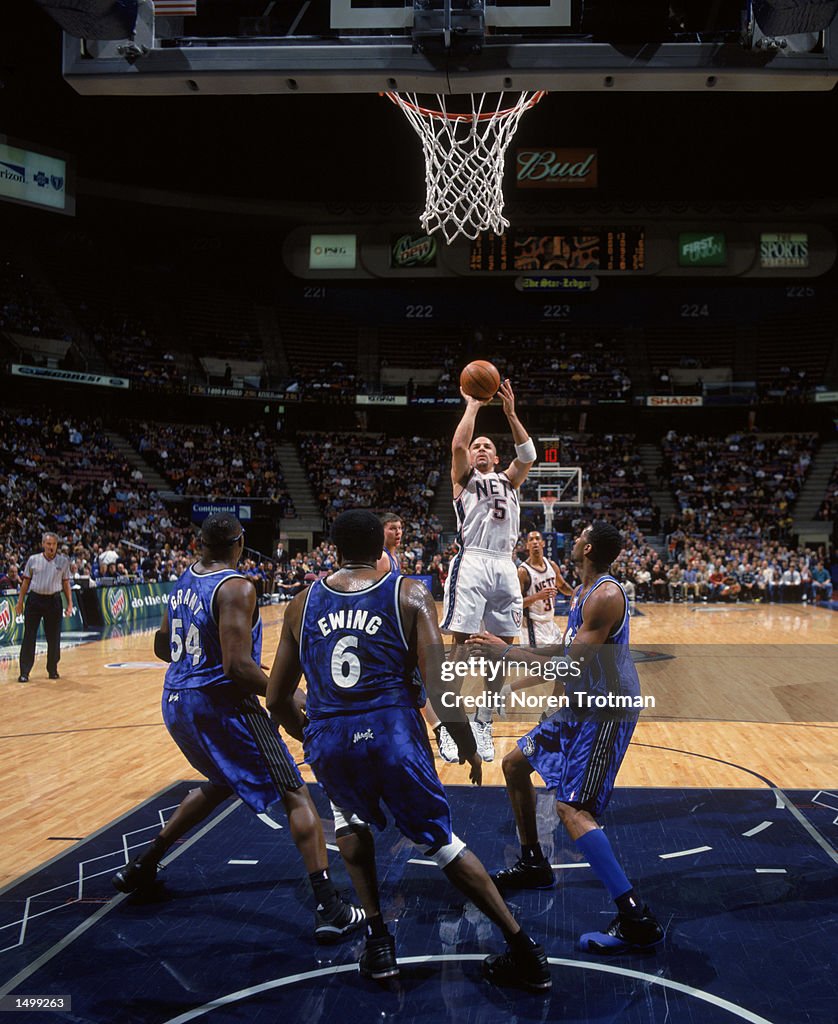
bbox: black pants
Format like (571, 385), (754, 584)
(20, 592), (63, 676)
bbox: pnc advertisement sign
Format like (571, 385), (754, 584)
(678, 233), (727, 267)
(515, 148), (598, 188)
(309, 234), (357, 270)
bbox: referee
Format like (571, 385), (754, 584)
(16, 532), (74, 683)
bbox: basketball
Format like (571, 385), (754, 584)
(460, 360), (501, 400)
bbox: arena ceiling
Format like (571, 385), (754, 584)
(2, 2), (837, 207)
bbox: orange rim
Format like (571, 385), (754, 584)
(383, 90), (547, 122)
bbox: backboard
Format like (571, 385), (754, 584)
(60, 0), (838, 96)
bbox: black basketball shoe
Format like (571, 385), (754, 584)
(112, 858), (159, 894)
(483, 942), (552, 991)
(492, 857), (555, 891)
(359, 934), (400, 980)
(314, 900), (366, 944)
(579, 907), (664, 954)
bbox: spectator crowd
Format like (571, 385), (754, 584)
(1, 418), (833, 615)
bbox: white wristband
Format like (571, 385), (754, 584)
(515, 437), (537, 462)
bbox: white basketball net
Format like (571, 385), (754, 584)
(385, 91), (546, 244)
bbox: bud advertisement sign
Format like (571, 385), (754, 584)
(678, 233), (727, 267)
(516, 149), (598, 188)
(760, 232), (809, 268)
(391, 233), (437, 268)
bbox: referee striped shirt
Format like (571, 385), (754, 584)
(23, 553), (71, 595)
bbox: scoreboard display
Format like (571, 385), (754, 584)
(470, 227), (646, 273)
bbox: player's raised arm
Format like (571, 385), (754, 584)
(498, 380), (536, 488)
(266, 589), (308, 742)
(216, 576), (270, 697)
(451, 388), (490, 489)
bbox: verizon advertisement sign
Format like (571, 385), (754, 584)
(516, 148), (598, 188)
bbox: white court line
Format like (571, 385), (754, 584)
(256, 814), (283, 830)
(742, 821), (773, 838)
(0, 800), (243, 998)
(228, 860), (258, 866)
(406, 858), (593, 870)
(811, 790), (838, 825)
(659, 845), (712, 860)
(773, 787), (838, 866)
(755, 869), (787, 874)
(160, 955), (779, 1024)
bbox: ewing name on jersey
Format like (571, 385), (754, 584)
(454, 469), (520, 556)
(164, 567), (262, 690)
(299, 572), (423, 719)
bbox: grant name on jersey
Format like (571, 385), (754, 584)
(169, 587), (205, 616)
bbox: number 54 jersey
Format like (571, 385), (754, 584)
(299, 573), (424, 720)
(164, 566), (262, 689)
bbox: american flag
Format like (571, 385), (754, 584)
(154, 0), (198, 15)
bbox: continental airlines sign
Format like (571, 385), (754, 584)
(516, 149), (598, 188)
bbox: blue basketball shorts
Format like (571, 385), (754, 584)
(304, 705), (455, 854)
(518, 712), (637, 817)
(162, 685), (303, 814)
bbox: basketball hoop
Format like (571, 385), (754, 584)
(542, 494), (557, 531)
(384, 90), (546, 244)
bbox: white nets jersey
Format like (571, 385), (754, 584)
(521, 560), (558, 622)
(453, 469), (520, 556)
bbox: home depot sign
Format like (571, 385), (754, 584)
(516, 148), (598, 188)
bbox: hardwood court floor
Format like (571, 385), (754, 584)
(1, 602), (835, 888)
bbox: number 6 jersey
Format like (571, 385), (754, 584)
(164, 566), (262, 690)
(299, 573), (424, 720)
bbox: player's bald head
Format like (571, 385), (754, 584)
(200, 513), (244, 553)
(332, 510), (384, 563)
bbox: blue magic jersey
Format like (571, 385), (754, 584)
(299, 573), (423, 719)
(164, 566), (262, 690)
(562, 574), (639, 704)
